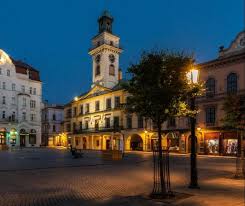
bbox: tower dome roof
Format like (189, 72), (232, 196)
(100, 10), (113, 19)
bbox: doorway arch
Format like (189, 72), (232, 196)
(130, 134), (143, 151)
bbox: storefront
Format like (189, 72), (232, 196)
(222, 132), (239, 156)
(9, 128), (18, 146)
(166, 132), (180, 152)
(0, 129), (6, 145)
(204, 132), (221, 155)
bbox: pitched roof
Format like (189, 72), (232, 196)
(11, 58), (41, 81)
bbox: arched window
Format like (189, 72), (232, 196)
(20, 129), (26, 134)
(227, 73), (237, 93)
(95, 65), (100, 76)
(109, 64), (115, 76)
(206, 78), (215, 97)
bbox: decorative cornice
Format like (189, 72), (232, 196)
(88, 44), (123, 56)
(198, 51), (245, 70)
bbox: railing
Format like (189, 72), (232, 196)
(76, 105), (124, 117)
(73, 126), (123, 134)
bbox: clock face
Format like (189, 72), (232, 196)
(240, 37), (245, 47)
(95, 54), (101, 63)
(109, 54), (115, 63)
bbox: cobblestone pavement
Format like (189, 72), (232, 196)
(0, 148), (244, 206)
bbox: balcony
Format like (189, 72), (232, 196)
(73, 126), (123, 134)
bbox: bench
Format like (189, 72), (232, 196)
(71, 148), (83, 158)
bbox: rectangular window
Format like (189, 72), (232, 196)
(12, 97), (15, 105)
(73, 107), (77, 117)
(12, 84), (16, 91)
(127, 115), (132, 129)
(23, 98), (26, 107)
(7, 70), (10, 76)
(30, 114), (35, 121)
(30, 100), (36, 108)
(2, 96), (6, 104)
(2, 111), (5, 119)
(80, 105), (83, 115)
(113, 116), (120, 129)
(95, 101), (100, 111)
(52, 125), (56, 132)
(73, 122), (76, 132)
(105, 117), (110, 128)
(138, 115), (144, 128)
(66, 124), (71, 132)
(22, 112), (26, 121)
(30, 87), (32, 94)
(114, 96), (120, 108)
(205, 107), (216, 125)
(33, 88), (36, 95)
(12, 112), (15, 121)
(106, 98), (111, 109)
(66, 109), (72, 118)
(2, 82), (6, 90)
(0, 68), (2, 75)
(21, 85), (25, 93)
(85, 103), (90, 114)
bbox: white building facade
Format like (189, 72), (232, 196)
(0, 49), (42, 149)
(41, 104), (64, 146)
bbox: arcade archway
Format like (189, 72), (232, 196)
(130, 134), (143, 151)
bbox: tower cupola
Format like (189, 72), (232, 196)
(98, 10), (113, 34)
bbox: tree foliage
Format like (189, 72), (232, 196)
(221, 94), (245, 130)
(123, 50), (200, 124)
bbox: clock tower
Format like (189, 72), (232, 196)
(89, 11), (123, 89)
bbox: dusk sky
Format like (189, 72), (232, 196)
(0, 0), (244, 104)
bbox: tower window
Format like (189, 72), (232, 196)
(109, 64), (115, 76)
(96, 65), (101, 76)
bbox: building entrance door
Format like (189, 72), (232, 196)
(20, 135), (26, 147)
(106, 139), (110, 150)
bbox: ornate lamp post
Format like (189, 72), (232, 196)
(187, 68), (200, 189)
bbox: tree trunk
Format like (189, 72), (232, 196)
(157, 121), (166, 196)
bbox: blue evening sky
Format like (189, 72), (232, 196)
(0, 0), (244, 104)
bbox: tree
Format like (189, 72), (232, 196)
(221, 94), (245, 178)
(123, 50), (193, 196)
(221, 94), (241, 129)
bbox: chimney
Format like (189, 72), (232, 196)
(118, 69), (122, 81)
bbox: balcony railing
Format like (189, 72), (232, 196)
(73, 126), (123, 134)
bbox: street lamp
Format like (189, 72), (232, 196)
(187, 67), (200, 189)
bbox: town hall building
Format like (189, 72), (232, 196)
(64, 11), (245, 156)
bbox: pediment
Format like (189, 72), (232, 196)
(83, 84), (112, 99)
(221, 31), (245, 56)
